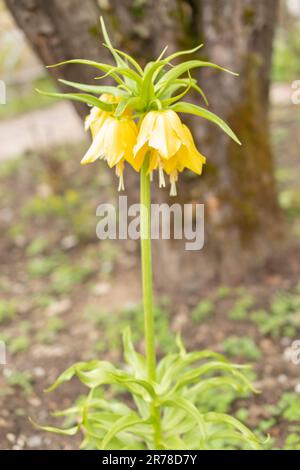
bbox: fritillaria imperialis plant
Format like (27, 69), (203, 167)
(35, 18), (262, 450)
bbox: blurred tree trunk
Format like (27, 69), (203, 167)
(4, 0), (104, 117)
(5, 0), (283, 292)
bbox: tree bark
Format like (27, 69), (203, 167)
(5, 0), (284, 292)
(4, 0), (104, 117)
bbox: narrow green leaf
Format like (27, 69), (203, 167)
(47, 59), (127, 89)
(100, 16), (127, 69)
(171, 101), (241, 145)
(102, 413), (147, 449)
(161, 76), (192, 106)
(208, 430), (260, 449)
(102, 43), (144, 76)
(29, 417), (79, 436)
(161, 396), (206, 441)
(172, 361), (251, 392)
(36, 89), (114, 111)
(123, 328), (147, 378)
(141, 60), (168, 102)
(45, 362), (83, 392)
(165, 44), (203, 62)
(114, 97), (145, 117)
(205, 412), (261, 448)
(156, 59), (238, 96)
(58, 79), (127, 97)
(96, 65), (142, 88)
(155, 45), (169, 62)
(47, 58), (113, 74)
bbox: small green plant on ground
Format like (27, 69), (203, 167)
(191, 299), (214, 323)
(273, 393), (300, 422)
(229, 294), (255, 321)
(284, 433), (300, 450)
(5, 370), (33, 395)
(0, 299), (18, 324)
(251, 290), (300, 338)
(36, 317), (65, 344)
(222, 336), (261, 361)
(216, 285), (231, 300)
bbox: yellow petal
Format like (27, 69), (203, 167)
(81, 126), (105, 164)
(133, 111), (157, 156)
(148, 111), (181, 159)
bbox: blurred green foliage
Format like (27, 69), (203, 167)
(222, 336), (261, 361)
(191, 299), (214, 323)
(251, 290), (300, 338)
(272, 26), (300, 82)
(0, 76), (57, 119)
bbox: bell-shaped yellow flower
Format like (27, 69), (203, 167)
(133, 110), (206, 195)
(81, 115), (138, 191)
(84, 93), (121, 138)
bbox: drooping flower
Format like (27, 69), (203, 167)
(84, 93), (121, 137)
(39, 18), (241, 195)
(81, 115), (138, 191)
(133, 110), (206, 195)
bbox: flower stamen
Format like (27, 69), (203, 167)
(169, 170), (178, 196)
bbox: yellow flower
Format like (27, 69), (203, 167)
(81, 115), (138, 191)
(84, 93), (121, 137)
(133, 110), (206, 195)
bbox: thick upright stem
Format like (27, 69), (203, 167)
(140, 156), (161, 449)
(140, 157), (156, 381)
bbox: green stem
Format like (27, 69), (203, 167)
(140, 156), (161, 449)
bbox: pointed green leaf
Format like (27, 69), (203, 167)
(161, 395), (206, 441)
(165, 44), (203, 62)
(161, 77), (192, 106)
(30, 417), (79, 436)
(47, 59), (127, 88)
(205, 412), (261, 448)
(123, 328), (147, 378)
(102, 413), (148, 449)
(47, 59), (114, 74)
(100, 16), (127, 69)
(45, 361), (84, 392)
(36, 89), (114, 111)
(156, 59), (238, 96)
(102, 43), (143, 76)
(114, 96), (145, 117)
(142, 60), (168, 102)
(58, 79), (127, 97)
(171, 101), (241, 145)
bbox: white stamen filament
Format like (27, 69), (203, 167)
(170, 181), (177, 197)
(118, 173), (125, 191)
